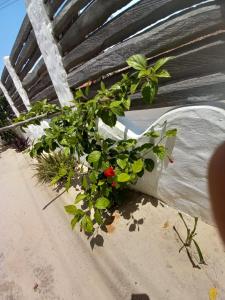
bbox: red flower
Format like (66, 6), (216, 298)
(111, 182), (117, 187)
(104, 166), (115, 177)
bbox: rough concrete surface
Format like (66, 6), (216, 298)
(0, 148), (225, 300)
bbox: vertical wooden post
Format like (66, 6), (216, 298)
(0, 80), (20, 117)
(4, 56), (30, 110)
(25, 0), (73, 107)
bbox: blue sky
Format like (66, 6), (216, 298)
(0, 0), (25, 73)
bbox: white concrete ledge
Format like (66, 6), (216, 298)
(99, 105), (225, 224)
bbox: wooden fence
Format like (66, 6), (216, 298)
(1, 0), (225, 115)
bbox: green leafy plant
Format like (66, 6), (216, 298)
(0, 96), (29, 151)
(0, 96), (17, 144)
(14, 99), (61, 128)
(33, 151), (79, 191)
(15, 54), (177, 234)
(67, 128), (176, 233)
(173, 213), (207, 269)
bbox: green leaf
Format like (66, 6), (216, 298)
(65, 169), (74, 191)
(59, 167), (67, 177)
(145, 131), (160, 138)
(138, 69), (151, 78)
(70, 209), (85, 230)
(94, 210), (103, 225)
(61, 138), (69, 146)
(64, 147), (70, 156)
(89, 171), (98, 183)
(88, 151), (101, 164)
(142, 82), (156, 104)
(153, 145), (166, 160)
(71, 217), (78, 230)
(136, 143), (154, 152)
(50, 174), (63, 185)
(145, 159), (155, 172)
(132, 159), (144, 173)
(76, 88), (85, 99)
(85, 85), (90, 96)
(101, 81), (106, 91)
(111, 83), (121, 91)
(118, 139), (137, 150)
(117, 159), (127, 170)
(98, 110), (117, 127)
(75, 193), (87, 204)
(98, 180), (105, 186)
(64, 205), (77, 215)
(110, 100), (122, 108)
(153, 57), (174, 71)
(82, 175), (88, 189)
(110, 105), (125, 116)
(91, 184), (97, 193)
(193, 239), (206, 265)
(81, 215), (94, 233)
(122, 98), (131, 110)
(166, 129), (177, 137)
(130, 83), (139, 94)
(127, 54), (147, 70)
(117, 173), (131, 182)
(95, 197), (110, 209)
(156, 69), (171, 78)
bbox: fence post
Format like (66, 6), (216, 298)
(0, 81), (20, 117)
(4, 56), (30, 111)
(25, 0), (73, 107)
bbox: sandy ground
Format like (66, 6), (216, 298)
(0, 148), (225, 300)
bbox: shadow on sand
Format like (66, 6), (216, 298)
(88, 189), (160, 250)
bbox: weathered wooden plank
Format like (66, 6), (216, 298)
(14, 97), (23, 106)
(45, 0), (66, 20)
(130, 73), (225, 110)
(29, 97), (60, 107)
(14, 30), (38, 75)
(64, 0), (203, 71)
(68, 37), (225, 111)
(53, 0), (91, 38)
(31, 85), (56, 102)
(26, 69), (49, 93)
(87, 31), (225, 97)
(22, 58), (46, 89)
(8, 85), (17, 98)
(10, 15), (32, 66)
(27, 73), (52, 99)
(5, 76), (14, 92)
(67, 3), (225, 88)
(16, 104), (27, 113)
(13, 96), (27, 112)
(59, 0), (131, 53)
(1, 67), (9, 83)
(24, 0), (204, 94)
(11, 89), (20, 101)
(171, 44), (225, 80)
(19, 48), (42, 81)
